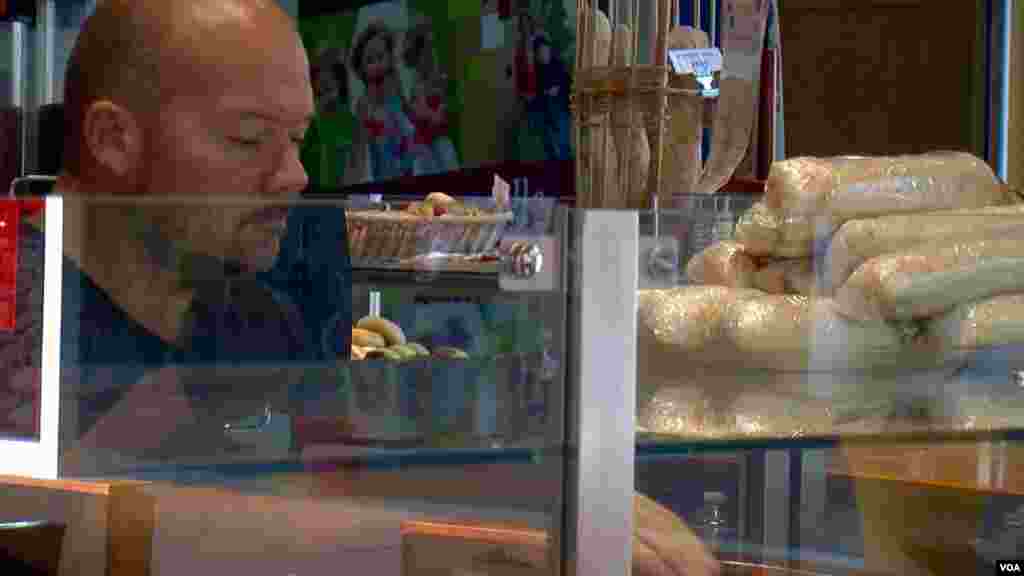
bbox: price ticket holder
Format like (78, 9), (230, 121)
(668, 47), (723, 98)
(644, 48), (725, 285)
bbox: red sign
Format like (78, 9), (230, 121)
(0, 200), (20, 331)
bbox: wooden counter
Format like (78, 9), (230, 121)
(830, 441), (1024, 496)
(0, 475), (153, 576)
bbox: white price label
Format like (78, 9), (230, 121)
(668, 48), (724, 76)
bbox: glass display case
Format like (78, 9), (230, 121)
(2, 190), (1024, 575)
(633, 194), (1024, 575)
(0, 194), (643, 575)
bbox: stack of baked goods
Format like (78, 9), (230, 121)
(639, 151), (1024, 438)
(351, 315), (469, 361)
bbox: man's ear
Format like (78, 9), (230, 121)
(82, 100), (142, 177)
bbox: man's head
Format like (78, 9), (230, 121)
(63, 0), (315, 273)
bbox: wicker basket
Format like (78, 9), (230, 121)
(346, 210), (514, 265)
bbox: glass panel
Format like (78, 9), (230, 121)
(641, 441), (1024, 575)
(48, 194), (565, 574)
(634, 181), (1024, 573)
(636, 192), (1024, 448)
(799, 442), (1024, 575)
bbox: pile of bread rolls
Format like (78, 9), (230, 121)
(639, 150), (1024, 437)
(352, 315), (469, 361)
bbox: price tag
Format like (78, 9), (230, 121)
(668, 48), (724, 76)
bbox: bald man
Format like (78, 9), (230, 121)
(15, 1), (717, 574)
(52, 0), (331, 459)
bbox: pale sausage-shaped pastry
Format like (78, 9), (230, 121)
(835, 236), (1024, 322)
(826, 204), (1024, 290)
(722, 295), (940, 372)
(638, 286), (762, 354)
(928, 293), (1024, 352)
(685, 241), (757, 288)
(756, 152), (1009, 258)
(753, 259), (817, 296)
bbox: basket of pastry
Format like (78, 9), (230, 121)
(346, 191), (513, 265)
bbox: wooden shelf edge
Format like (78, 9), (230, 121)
(0, 475), (149, 496)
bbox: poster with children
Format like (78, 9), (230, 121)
(299, 0), (576, 190)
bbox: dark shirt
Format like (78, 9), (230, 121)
(1, 208), (353, 449)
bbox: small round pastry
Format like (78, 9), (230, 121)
(425, 192), (457, 206)
(356, 316), (407, 346)
(352, 328), (387, 349)
(388, 344), (419, 361)
(406, 342), (430, 356)
(432, 346), (469, 359)
(365, 348), (403, 361)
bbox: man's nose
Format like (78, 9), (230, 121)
(268, 142), (309, 197)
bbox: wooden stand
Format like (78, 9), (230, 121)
(0, 476), (154, 576)
(573, 0), (714, 209)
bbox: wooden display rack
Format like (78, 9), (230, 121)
(572, 0), (714, 209)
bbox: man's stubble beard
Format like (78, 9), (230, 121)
(132, 132), (284, 280)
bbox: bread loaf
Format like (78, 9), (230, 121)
(695, 75), (757, 195)
(835, 237), (1024, 321)
(757, 152), (1009, 258)
(664, 26), (710, 196)
(577, 7), (617, 208)
(685, 241), (757, 288)
(582, 6), (612, 68)
(611, 22), (633, 67)
(733, 200), (821, 258)
(628, 121), (651, 208)
(733, 201), (780, 255)
(583, 127), (619, 208)
(753, 259), (817, 296)
(722, 295), (936, 372)
(638, 286), (770, 425)
(638, 286), (762, 354)
(608, 22), (651, 209)
(826, 205), (1024, 290)
(767, 152), (1007, 216)
(638, 383), (709, 436)
(637, 371), (835, 438)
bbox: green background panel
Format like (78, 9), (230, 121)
(445, 0), (482, 21)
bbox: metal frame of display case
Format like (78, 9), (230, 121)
(563, 209), (639, 576)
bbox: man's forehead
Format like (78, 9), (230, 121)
(166, 16), (312, 115)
